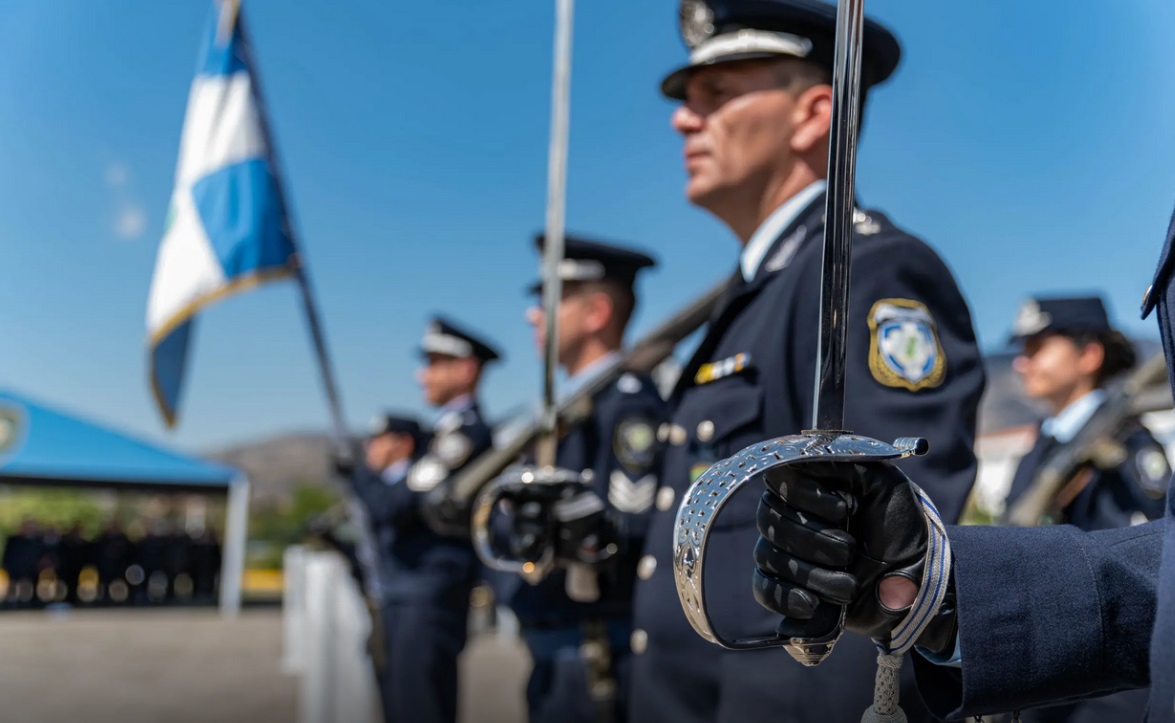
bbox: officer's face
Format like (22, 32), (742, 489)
(418, 353), (478, 406)
(672, 60), (823, 219)
(1014, 334), (1104, 405)
(526, 285), (604, 369)
(365, 433), (412, 469)
(365, 434), (393, 469)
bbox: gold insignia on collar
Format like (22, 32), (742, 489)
(867, 299), (946, 391)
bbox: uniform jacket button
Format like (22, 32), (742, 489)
(631, 628), (648, 655)
(637, 555), (657, 580)
(656, 486), (676, 511)
(696, 420), (715, 442)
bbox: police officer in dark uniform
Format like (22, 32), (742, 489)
(1004, 295), (1169, 538)
(342, 412), (428, 721)
(747, 211), (1175, 721)
(57, 522), (92, 606)
(629, 2), (986, 721)
(2, 518), (43, 608)
(349, 316), (499, 723)
(93, 519), (133, 606)
(985, 296), (1169, 721)
(492, 235), (667, 723)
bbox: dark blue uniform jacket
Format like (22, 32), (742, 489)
(502, 373), (668, 627)
(349, 400), (491, 609)
(1006, 418), (1168, 531)
(911, 204), (1175, 723)
(630, 192), (986, 722)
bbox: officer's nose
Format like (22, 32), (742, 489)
(672, 104), (704, 136)
(526, 306), (543, 328)
(1012, 355), (1031, 375)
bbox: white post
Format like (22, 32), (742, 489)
(299, 553), (339, 723)
(281, 544), (309, 674)
(219, 474), (250, 617)
(297, 552), (379, 723)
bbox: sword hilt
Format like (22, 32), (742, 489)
(471, 465), (588, 584)
(671, 431), (926, 666)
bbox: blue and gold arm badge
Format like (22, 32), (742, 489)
(867, 298), (946, 391)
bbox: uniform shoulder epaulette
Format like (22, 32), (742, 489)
(853, 209), (887, 237)
(616, 373), (643, 395)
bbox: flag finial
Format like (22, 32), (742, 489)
(216, 0), (241, 45)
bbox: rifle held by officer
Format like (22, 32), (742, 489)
(421, 275), (733, 538)
(1003, 350), (1171, 527)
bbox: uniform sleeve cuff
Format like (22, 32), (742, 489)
(915, 631), (961, 668)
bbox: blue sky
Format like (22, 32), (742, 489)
(1, 1), (1174, 453)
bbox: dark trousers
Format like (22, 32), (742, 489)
(629, 631), (932, 723)
(521, 621), (632, 723)
(376, 602), (468, 723)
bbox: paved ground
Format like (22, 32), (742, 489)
(0, 608), (529, 723)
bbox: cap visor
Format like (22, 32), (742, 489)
(660, 52), (803, 99)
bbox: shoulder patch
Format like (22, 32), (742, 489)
(433, 432), (473, 468)
(617, 373), (642, 394)
(406, 457), (447, 492)
(614, 417), (658, 471)
(867, 298), (946, 391)
(1135, 447), (1171, 499)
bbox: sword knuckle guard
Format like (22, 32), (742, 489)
(671, 431), (917, 665)
(469, 464), (588, 580)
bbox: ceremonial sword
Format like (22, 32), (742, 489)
(670, 0), (928, 667)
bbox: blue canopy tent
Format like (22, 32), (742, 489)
(0, 389), (249, 615)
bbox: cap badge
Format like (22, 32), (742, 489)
(680, 0), (715, 48)
(1013, 300), (1051, 337)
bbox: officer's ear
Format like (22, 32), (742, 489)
(459, 356), (483, 387)
(789, 83), (833, 156)
(1076, 339), (1106, 379)
(584, 288), (616, 336)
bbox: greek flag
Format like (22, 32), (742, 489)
(146, 0), (297, 428)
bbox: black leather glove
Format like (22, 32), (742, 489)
(549, 490), (617, 565)
(330, 440), (361, 479)
(491, 467), (615, 567)
(751, 461), (957, 654)
(504, 498), (553, 561)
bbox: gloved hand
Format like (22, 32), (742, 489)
(330, 440), (362, 478)
(550, 489), (617, 565)
(751, 461), (957, 655)
(491, 467), (615, 567)
(504, 497), (553, 561)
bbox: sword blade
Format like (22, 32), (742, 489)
(538, 0), (576, 467)
(812, 0), (866, 432)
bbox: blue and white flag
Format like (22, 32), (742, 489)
(147, 0), (297, 427)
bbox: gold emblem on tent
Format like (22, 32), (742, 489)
(0, 407), (20, 457)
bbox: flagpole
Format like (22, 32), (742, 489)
(235, 9), (349, 445)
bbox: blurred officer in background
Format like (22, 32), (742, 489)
(492, 235), (667, 723)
